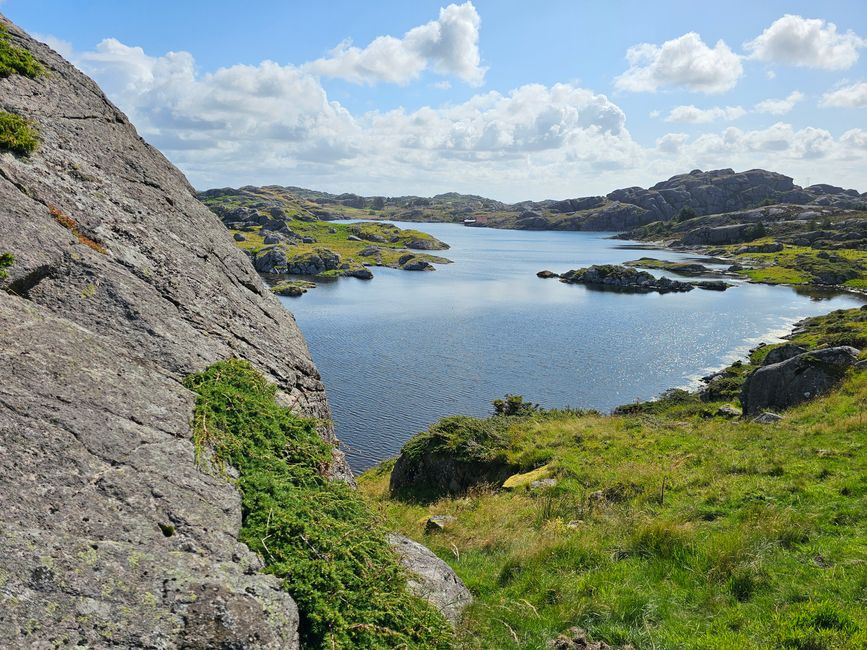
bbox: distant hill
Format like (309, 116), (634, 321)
(200, 168), (866, 232)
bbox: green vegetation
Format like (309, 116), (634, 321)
(200, 187), (451, 278)
(360, 308), (867, 648)
(229, 219), (450, 276)
(0, 25), (45, 78)
(183, 360), (452, 649)
(624, 257), (716, 276)
(0, 111), (39, 155)
(675, 206), (697, 222)
(270, 279), (316, 297)
(730, 242), (867, 288)
(0, 252), (13, 280)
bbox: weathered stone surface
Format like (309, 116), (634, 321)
(691, 280), (732, 291)
(387, 534), (472, 626)
(406, 237), (449, 250)
(762, 344), (807, 366)
(736, 242), (783, 254)
(402, 258), (434, 271)
(741, 347), (860, 415)
(345, 267), (374, 279)
(0, 295), (300, 648)
(716, 405), (742, 418)
(537, 270), (559, 278)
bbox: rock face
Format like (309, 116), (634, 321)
(741, 347), (860, 415)
(762, 344), (807, 366)
(0, 296), (300, 648)
(390, 452), (517, 497)
(559, 265), (695, 294)
(0, 18), (336, 647)
(387, 534), (473, 626)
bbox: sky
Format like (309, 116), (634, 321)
(3, 0), (867, 201)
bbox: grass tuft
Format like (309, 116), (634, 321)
(0, 111), (39, 155)
(0, 25), (45, 78)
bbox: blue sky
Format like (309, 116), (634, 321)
(3, 1), (866, 200)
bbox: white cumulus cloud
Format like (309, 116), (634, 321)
(304, 2), (486, 86)
(664, 105), (745, 123)
(615, 32), (743, 94)
(754, 91), (805, 115)
(656, 132), (689, 153)
(745, 14), (866, 70)
(63, 37), (642, 199)
(820, 82), (867, 108)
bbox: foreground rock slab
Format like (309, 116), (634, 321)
(0, 294), (300, 648)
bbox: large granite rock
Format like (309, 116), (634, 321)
(0, 295), (300, 648)
(0, 16), (338, 647)
(388, 534), (472, 626)
(741, 347), (860, 415)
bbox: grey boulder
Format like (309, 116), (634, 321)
(741, 347), (860, 415)
(387, 534), (472, 626)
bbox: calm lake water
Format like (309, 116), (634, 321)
(280, 222), (864, 471)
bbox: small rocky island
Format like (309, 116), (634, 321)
(538, 264), (732, 294)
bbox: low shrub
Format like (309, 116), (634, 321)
(0, 111), (39, 155)
(0, 252), (12, 280)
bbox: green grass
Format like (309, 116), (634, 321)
(0, 25), (45, 78)
(270, 279), (316, 296)
(0, 252), (12, 280)
(229, 219), (450, 276)
(731, 242), (867, 287)
(184, 360), (453, 649)
(0, 111), (39, 155)
(359, 309), (867, 649)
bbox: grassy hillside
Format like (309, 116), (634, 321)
(359, 308), (867, 649)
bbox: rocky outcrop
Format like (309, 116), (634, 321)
(762, 344), (806, 366)
(388, 534), (472, 626)
(390, 451), (517, 498)
(559, 265), (695, 294)
(741, 347), (860, 415)
(0, 18), (335, 647)
(406, 237), (449, 250)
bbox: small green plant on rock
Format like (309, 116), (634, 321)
(0, 252), (13, 280)
(0, 25), (45, 78)
(0, 111), (39, 155)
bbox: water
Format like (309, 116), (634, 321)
(280, 221), (864, 471)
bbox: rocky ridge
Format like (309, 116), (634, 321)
(211, 168), (865, 232)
